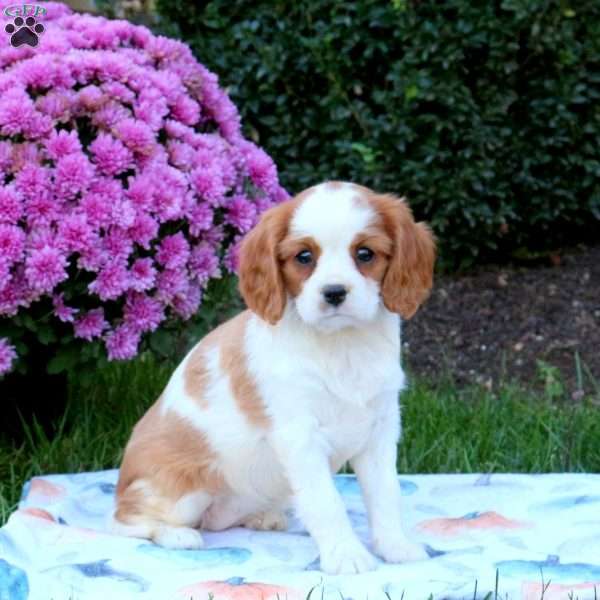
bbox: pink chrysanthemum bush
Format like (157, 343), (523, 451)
(0, 2), (287, 377)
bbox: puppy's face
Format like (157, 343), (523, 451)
(239, 182), (436, 331)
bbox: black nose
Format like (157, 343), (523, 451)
(323, 284), (347, 307)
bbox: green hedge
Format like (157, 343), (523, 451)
(156, 0), (600, 268)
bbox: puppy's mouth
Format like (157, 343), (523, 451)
(316, 310), (360, 330)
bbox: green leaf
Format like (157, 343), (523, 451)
(149, 329), (174, 357)
(37, 326), (58, 346)
(47, 347), (80, 375)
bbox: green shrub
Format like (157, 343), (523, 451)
(155, 0), (600, 268)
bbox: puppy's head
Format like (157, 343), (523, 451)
(238, 182), (436, 330)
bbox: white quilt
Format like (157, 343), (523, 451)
(1, 471), (600, 599)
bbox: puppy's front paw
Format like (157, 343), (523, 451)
(374, 535), (428, 563)
(320, 539), (377, 575)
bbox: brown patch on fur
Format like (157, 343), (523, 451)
(115, 400), (226, 525)
(218, 312), (271, 429)
(278, 235), (322, 297)
(182, 320), (229, 407)
(364, 193), (436, 318)
(183, 344), (212, 407)
(182, 312), (270, 428)
(238, 199), (300, 324)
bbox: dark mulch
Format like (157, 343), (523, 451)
(403, 244), (600, 396)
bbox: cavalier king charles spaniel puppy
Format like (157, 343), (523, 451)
(112, 181), (436, 574)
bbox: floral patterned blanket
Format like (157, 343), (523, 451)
(1, 471), (599, 599)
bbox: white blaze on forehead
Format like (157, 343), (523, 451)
(290, 183), (376, 245)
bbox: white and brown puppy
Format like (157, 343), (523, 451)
(112, 181), (436, 574)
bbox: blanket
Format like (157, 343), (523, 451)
(1, 471), (600, 599)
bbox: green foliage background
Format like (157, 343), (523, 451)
(156, 0), (600, 268)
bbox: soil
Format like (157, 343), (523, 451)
(402, 244), (600, 396)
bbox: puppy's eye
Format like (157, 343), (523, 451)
(295, 249), (313, 265)
(356, 247), (374, 263)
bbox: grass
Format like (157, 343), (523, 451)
(1, 356), (599, 524)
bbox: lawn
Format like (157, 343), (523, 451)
(1, 356), (599, 525)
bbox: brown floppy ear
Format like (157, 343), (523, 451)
(376, 195), (436, 319)
(238, 203), (291, 324)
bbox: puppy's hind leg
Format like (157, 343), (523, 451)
(201, 494), (279, 532)
(241, 507), (288, 531)
(111, 481), (212, 550)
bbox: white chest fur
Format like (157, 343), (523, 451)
(246, 308), (405, 470)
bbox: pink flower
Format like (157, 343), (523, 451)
(36, 89), (75, 121)
(93, 100), (131, 129)
(242, 142), (279, 194)
(188, 203), (213, 236)
(171, 95), (200, 126)
(167, 140), (195, 171)
(134, 89), (169, 131)
(105, 324), (140, 361)
(172, 285), (202, 320)
(11, 142), (42, 172)
(0, 224), (25, 264)
(0, 337), (17, 375)
(25, 245), (68, 293)
(25, 195), (58, 227)
(156, 268), (188, 304)
(57, 213), (96, 253)
(157, 233), (190, 269)
(89, 262), (129, 300)
(0, 141), (12, 173)
(0, 89), (36, 136)
(190, 167), (226, 206)
(189, 244), (220, 285)
(81, 179), (122, 228)
(53, 293), (78, 323)
(129, 258), (156, 292)
(201, 225), (225, 246)
(14, 163), (50, 201)
(225, 194), (258, 233)
(103, 227), (133, 263)
(0, 276), (29, 317)
(114, 118), (156, 156)
(54, 153), (95, 199)
(151, 164), (187, 222)
(0, 259), (10, 291)
(74, 308), (108, 341)
(223, 236), (242, 273)
(78, 244), (106, 273)
(27, 226), (54, 251)
(89, 133), (133, 176)
(23, 112), (53, 139)
(123, 292), (164, 333)
(44, 129), (82, 161)
(128, 214), (158, 250)
(77, 84), (105, 110)
(101, 81), (135, 104)
(125, 173), (154, 211)
(110, 199), (136, 229)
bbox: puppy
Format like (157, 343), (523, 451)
(112, 181), (436, 574)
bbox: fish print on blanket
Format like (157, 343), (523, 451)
(43, 559), (148, 593)
(1, 470), (599, 599)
